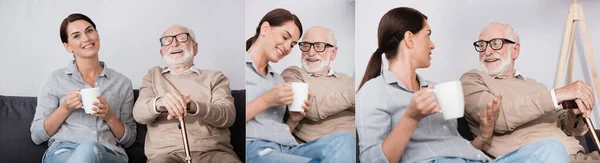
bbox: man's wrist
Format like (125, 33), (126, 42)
(187, 102), (195, 113)
(478, 133), (491, 142)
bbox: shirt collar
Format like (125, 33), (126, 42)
(492, 70), (524, 80)
(309, 68), (337, 78)
(64, 60), (109, 79)
(161, 65), (200, 75)
(382, 70), (431, 91)
(246, 53), (275, 76)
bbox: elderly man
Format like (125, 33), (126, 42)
(133, 25), (241, 163)
(461, 22), (598, 162)
(281, 26), (355, 143)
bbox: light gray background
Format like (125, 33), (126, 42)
(245, 0), (356, 78)
(0, 0), (245, 96)
(355, 0), (600, 125)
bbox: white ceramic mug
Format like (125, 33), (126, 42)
(77, 87), (100, 114)
(427, 81), (464, 120)
(288, 82), (309, 112)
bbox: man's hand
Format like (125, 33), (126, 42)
(156, 92), (189, 120)
(555, 80), (595, 118)
(478, 94), (503, 141)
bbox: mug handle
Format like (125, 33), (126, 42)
(75, 92), (84, 108)
(426, 89), (442, 113)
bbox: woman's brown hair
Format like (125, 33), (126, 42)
(358, 7), (428, 90)
(246, 8), (303, 51)
(59, 13), (96, 44)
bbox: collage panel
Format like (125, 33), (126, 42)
(0, 1), (245, 163)
(355, 0), (600, 163)
(245, 0), (357, 162)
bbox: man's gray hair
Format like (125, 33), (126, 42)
(163, 25), (196, 42)
(488, 22), (519, 43)
(306, 26), (337, 46)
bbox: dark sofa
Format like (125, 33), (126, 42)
(0, 89), (246, 163)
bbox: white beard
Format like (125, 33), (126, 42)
(302, 52), (331, 74)
(480, 50), (512, 76)
(163, 46), (193, 66)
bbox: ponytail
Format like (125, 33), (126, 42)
(246, 34), (258, 51)
(358, 50), (384, 90)
(358, 36), (401, 90)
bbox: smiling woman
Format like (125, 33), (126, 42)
(30, 13), (136, 163)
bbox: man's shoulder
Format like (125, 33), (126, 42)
(199, 69), (227, 79)
(144, 66), (164, 74)
(334, 71), (352, 80)
(282, 66), (303, 74)
(460, 69), (488, 81)
(281, 66), (307, 81)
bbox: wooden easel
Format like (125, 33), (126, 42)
(554, 0), (600, 153)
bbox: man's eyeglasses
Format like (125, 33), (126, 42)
(298, 42), (335, 52)
(473, 38), (515, 52)
(160, 33), (193, 46)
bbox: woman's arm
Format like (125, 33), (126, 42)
(246, 83), (293, 123)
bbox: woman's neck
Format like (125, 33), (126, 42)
(247, 44), (269, 75)
(75, 55), (102, 79)
(389, 57), (420, 91)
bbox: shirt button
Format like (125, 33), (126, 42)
(477, 154), (481, 158)
(93, 131), (97, 134)
(443, 126), (448, 130)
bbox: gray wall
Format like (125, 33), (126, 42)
(0, 0), (245, 96)
(355, 0), (600, 125)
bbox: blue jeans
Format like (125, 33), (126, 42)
(43, 141), (127, 163)
(246, 132), (356, 163)
(430, 138), (569, 163)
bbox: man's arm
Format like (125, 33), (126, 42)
(461, 71), (557, 134)
(189, 72), (236, 128)
(281, 66), (354, 121)
(132, 69), (161, 124)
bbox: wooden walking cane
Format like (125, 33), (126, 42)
(178, 117), (192, 163)
(554, 0), (600, 153)
(160, 107), (193, 163)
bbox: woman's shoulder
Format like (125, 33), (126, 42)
(103, 67), (132, 85)
(357, 75), (386, 96)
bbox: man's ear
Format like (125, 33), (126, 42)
(512, 43), (520, 60)
(330, 46), (338, 61)
(193, 42), (198, 56)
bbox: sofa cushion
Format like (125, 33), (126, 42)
(0, 95), (47, 163)
(230, 90), (246, 161)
